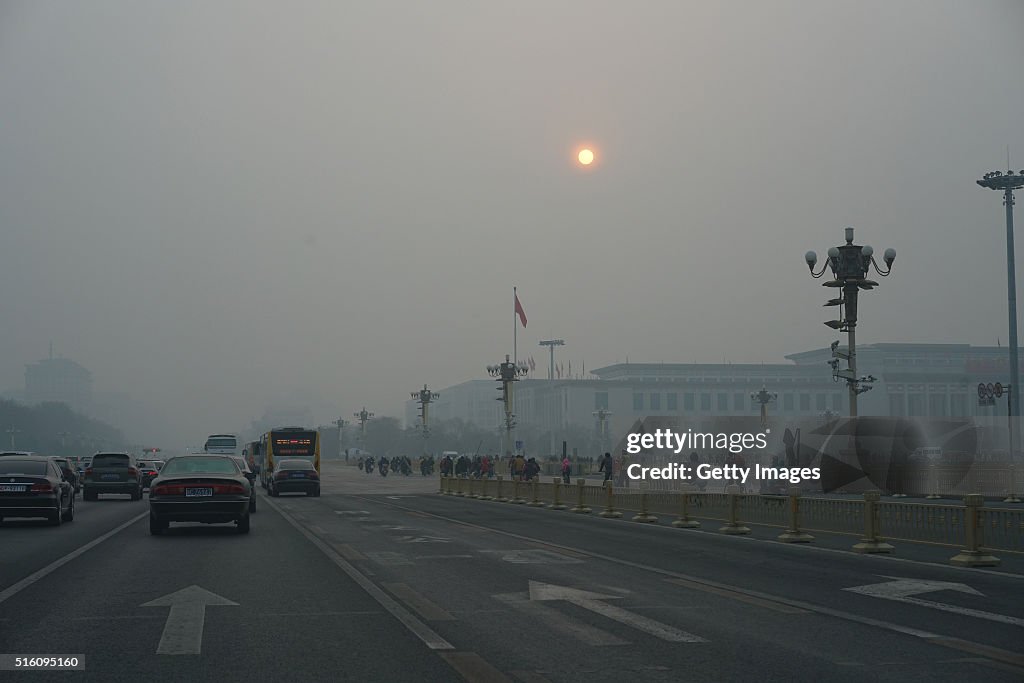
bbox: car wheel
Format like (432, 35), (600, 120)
(149, 514), (166, 535)
(249, 497), (256, 513)
(237, 513), (250, 534)
(314, 487), (320, 497)
(62, 496), (75, 522)
(50, 502), (63, 526)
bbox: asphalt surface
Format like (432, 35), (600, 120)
(1, 464), (1022, 682)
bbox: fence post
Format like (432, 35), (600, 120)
(439, 475), (446, 495)
(512, 479), (526, 504)
(672, 485), (700, 528)
(469, 477), (481, 499)
(495, 475), (508, 503)
(481, 477), (493, 501)
(777, 487), (813, 542)
(852, 491), (894, 553)
(718, 484), (750, 534)
(925, 463), (941, 499)
(950, 494), (1001, 567)
(632, 487), (658, 523)
(528, 479), (545, 506)
(550, 478), (567, 510)
(571, 479), (591, 513)
(599, 481), (622, 518)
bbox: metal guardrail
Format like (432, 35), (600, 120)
(437, 476), (1020, 567)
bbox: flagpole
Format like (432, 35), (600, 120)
(513, 286), (518, 365)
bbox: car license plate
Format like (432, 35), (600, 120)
(102, 473), (119, 480)
(290, 473), (305, 478)
(0, 484), (26, 492)
(185, 488), (213, 497)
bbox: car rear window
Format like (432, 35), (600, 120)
(0, 460), (47, 475)
(93, 454), (130, 467)
(161, 457), (239, 475)
(279, 459), (315, 470)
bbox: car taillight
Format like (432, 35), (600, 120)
(213, 483), (246, 494)
(31, 482), (54, 493)
(151, 484), (185, 496)
(84, 468), (93, 476)
(127, 467), (138, 477)
(275, 471), (287, 480)
(308, 471), (320, 480)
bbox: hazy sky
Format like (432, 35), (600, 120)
(1, 1), (1023, 444)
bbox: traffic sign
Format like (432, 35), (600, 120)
(994, 382), (1003, 398)
(978, 383), (987, 399)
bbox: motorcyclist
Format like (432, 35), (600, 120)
(365, 456), (375, 475)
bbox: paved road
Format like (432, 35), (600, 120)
(1, 464), (1021, 682)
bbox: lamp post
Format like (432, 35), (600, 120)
(57, 430), (70, 453)
(977, 168), (1024, 499)
(353, 407), (374, 446)
(805, 227), (896, 417)
(6, 427), (20, 449)
(538, 339), (565, 379)
(593, 408), (613, 453)
(332, 418), (347, 460)
(488, 354), (529, 457)
(410, 386), (438, 456)
(750, 386), (777, 429)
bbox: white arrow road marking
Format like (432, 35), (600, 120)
(527, 581), (707, 643)
(396, 536), (451, 543)
(494, 592), (629, 647)
(141, 586), (238, 655)
(844, 576), (1024, 628)
(335, 510), (371, 515)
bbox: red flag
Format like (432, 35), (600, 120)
(514, 292), (527, 328)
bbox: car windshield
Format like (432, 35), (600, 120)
(93, 454), (130, 467)
(279, 460), (315, 470)
(161, 457), (239, 475)
(0, 460), (48, 475)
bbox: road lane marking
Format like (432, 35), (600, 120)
(511, 671), (554, 683)
(330, 543), (367, 561)
(479, 549), (582, 564)
(666, 578), (810, 614)
(413, 554), (474, 560)
(440, 652), (514, 683)
(0, 511), (147, 606)
(264, 495), (453, 650)
(493, 593), (628, 647)
(357, 496), (1024, 667)
(385, 582), (455, 621)
(527, 581), (706, 643)
(141, 585), (238, 655)
(844, 578), (1024, 627)
(366, 551), (414, 566)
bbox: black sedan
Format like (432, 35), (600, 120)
(268, 459), (320, 497)
(0, 456), (75, 525)
(148, 455), (251, 535)
(137, 460), (163, 489)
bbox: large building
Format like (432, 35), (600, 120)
(24, 356), (93, 412)
(414, 343), (1014, 454)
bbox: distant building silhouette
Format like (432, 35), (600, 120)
(25, 355), (93, 412)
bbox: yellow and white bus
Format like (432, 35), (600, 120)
(259, 427), (320, 489)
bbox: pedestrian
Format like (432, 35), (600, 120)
(561, 456), (571, 484)
(512, 453), (527, 480)
(523, 457), (540, 481)
(598, 452), (613, 483)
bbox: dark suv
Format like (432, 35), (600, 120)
(83, 452), (143, 501)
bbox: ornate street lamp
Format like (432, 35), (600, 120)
(805, 227), (895, 417)
(488, 354), (529, 456)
